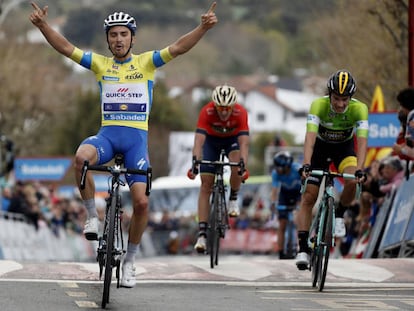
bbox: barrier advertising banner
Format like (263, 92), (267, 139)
(14, 157), (72, 181)
(378, 176), (414, 251)
(368, 112), (400, 148)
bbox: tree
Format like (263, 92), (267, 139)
(301, 0), (408, 108)
(62, 8), (102, 47)
(149, 81), (192, 177)
(0, 43), (80, 156)
(50, 90), (101, 156)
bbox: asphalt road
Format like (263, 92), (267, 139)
(1, 255), (414, 310)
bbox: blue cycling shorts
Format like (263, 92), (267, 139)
(81, 126), (149, 185)
(200, 135), (240, 174)
(277, 205), (296, 220)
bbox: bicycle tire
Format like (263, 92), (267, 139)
(215, 189), (227, 266)
(208, 188), (220, 269)
(311, 203), (324, 288)
(317, 196), (334, 292)
(102, 192), (117, 308)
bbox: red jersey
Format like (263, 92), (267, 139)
(195, 102), (249, 138)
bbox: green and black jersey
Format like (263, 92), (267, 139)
(306, 96), (369, 143)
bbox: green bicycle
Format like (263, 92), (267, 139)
(302, 169), (360, 291)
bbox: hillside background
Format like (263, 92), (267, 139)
(0, 0), (409, 177)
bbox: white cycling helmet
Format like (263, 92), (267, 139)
(212, 85), (237, 107)
(104, 12), (137, 34)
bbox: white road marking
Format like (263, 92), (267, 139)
(58, 282), (79, 288)
(76, 262), (147, 276)
(328, 260), (394, 282)
(191, 258), (272, 281)
(0, 260), (22, 276)
(75, 300), (99, 308)
(66, 291), (87, 297)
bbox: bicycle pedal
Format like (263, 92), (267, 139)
(296, 263), (308, 271)
(84, 232), (98, 241)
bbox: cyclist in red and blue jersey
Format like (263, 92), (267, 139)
(187, 85), (249, 253)
(30, 1), (217, 287)
(295, 70), (368, 270)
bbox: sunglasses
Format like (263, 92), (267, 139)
(216, 106), (233, 112)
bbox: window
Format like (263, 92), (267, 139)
(257, 113), (266, 122)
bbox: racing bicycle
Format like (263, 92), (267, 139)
(80, 154), (152, 308)
(301, 169), (360, 291)
(191, 149), (244, 269)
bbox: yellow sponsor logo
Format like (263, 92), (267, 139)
(339, 72), (349, 94)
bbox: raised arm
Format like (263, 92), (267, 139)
(168, 2), (218, 58)
(29, 2), (74, 57)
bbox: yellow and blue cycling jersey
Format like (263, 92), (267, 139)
(70, 47), (174, 131)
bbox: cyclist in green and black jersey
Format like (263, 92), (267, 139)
(295, 70), (369, 270)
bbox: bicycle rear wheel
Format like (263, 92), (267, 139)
(317, 196), (334, 292)
(102, 194), (117, 308)
(285, 217), (297, 259)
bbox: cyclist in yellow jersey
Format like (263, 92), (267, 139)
(295, 70), (369, 270)
(30, 1), (218, 287)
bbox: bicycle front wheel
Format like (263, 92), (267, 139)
(208, 189), (220, 269)
(102, 193), (117, 308)
(311, 237), (319, 288)
(311, 208), (322, 287)
(317, 196), (334, 292)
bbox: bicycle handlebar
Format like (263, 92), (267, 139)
(191, 157), (245, 176)
(308, 170), (357, 180)
(80, 160), (152, 196)
(301, 169), (361, 199)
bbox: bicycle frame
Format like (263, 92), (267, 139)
(80, 154), (151, 308)
(307, 173), (336, 252)
(284, 206), (298, 259)
(192, 149), (244, 268)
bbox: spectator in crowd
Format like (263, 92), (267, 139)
(8, 181), (27, 215)
(65, 198), (86, 234)
(393, 87), (414, 163)
(272, 134), (287, 148)
(378, 156), (405, 195)
(1, 186), (12, 212)
(8, 181), (43, 229)
(49, 198), (66, 236)
(235, 208), (251, 229)
(358, 160), (386, 229)
(249, 198), (267, 229)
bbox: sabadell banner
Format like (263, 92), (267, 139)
(14, 157), (72, 181)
